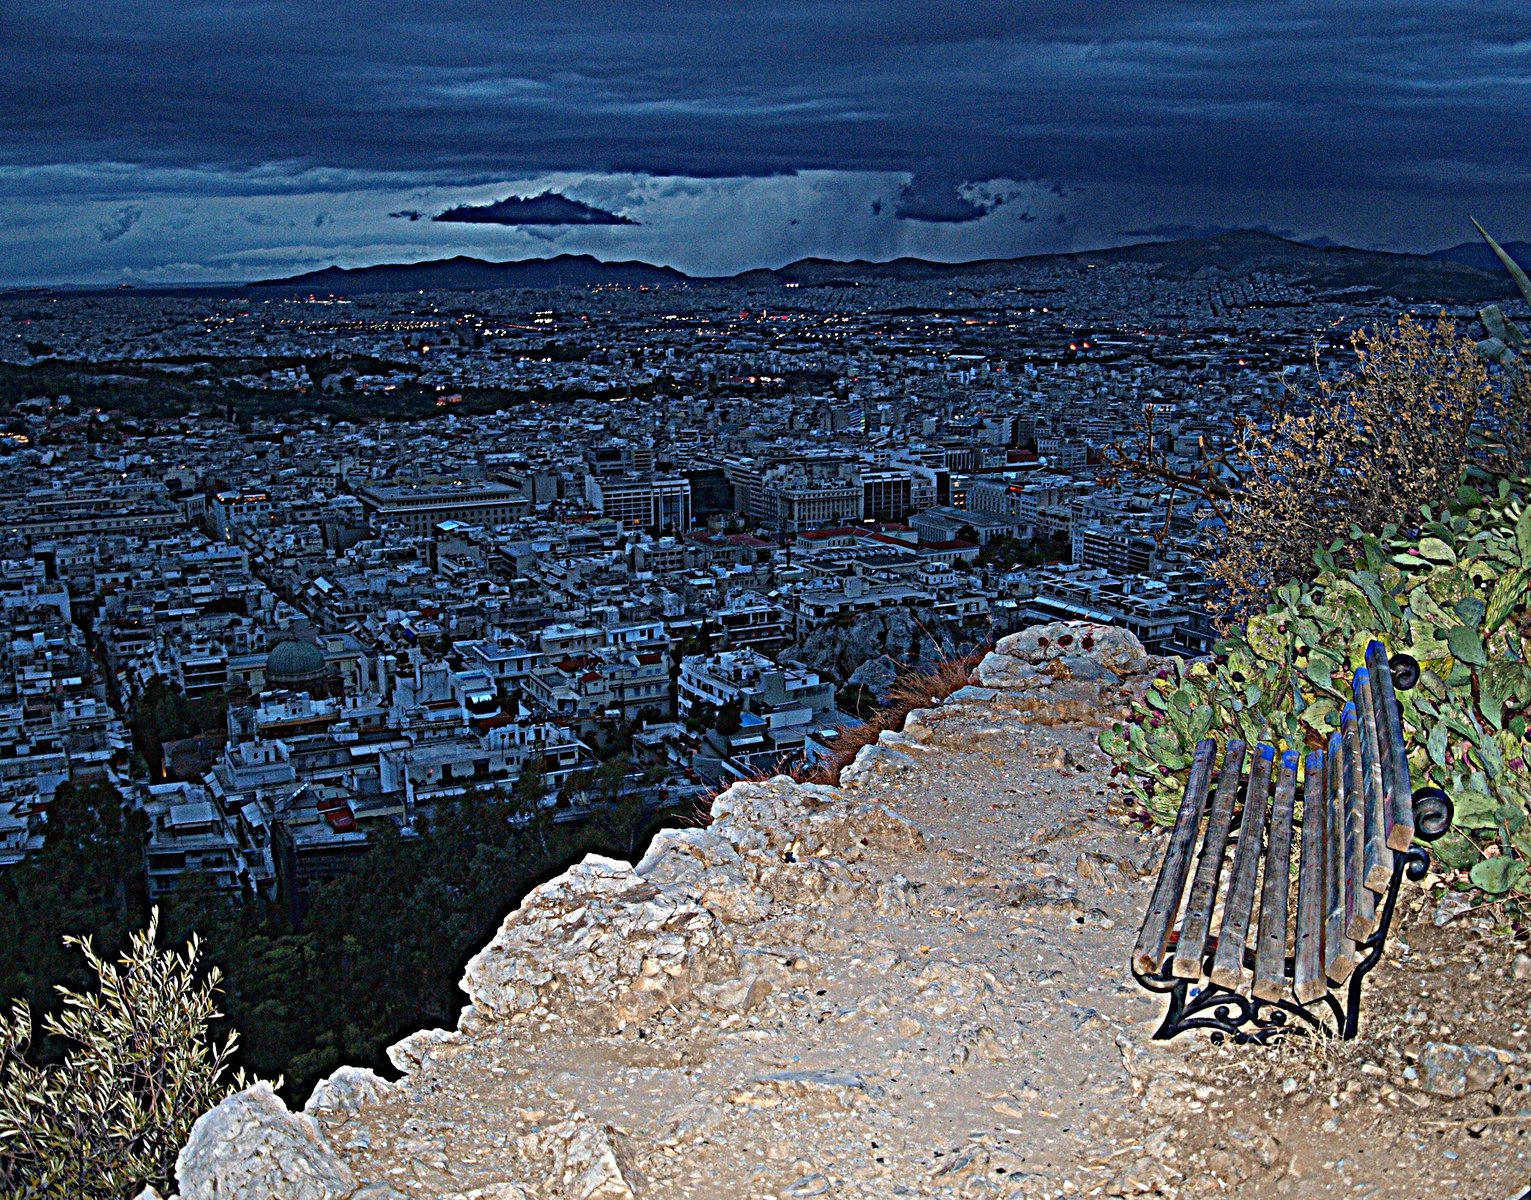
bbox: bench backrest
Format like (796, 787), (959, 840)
(1131, 640), (1415, 1003)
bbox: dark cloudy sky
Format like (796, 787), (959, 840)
(4, 2), (1530, 284)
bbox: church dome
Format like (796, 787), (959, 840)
(266, 637), (325, 688)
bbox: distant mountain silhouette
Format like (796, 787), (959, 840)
(1429, 238), (1531, 276)
(247, 253), (689, 293)
(734, 232), (1512, 301)
(245, 232), (1514, 302)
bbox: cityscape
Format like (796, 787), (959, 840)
(4, 3), (1529, 1198)
(5, 242), (1496, 907)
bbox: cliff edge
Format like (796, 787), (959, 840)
(148, 624), (1528, 1200)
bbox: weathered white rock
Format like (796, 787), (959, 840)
(176, 1082), (355, 1200)
(995, 622), (1149, 676)
(707, 775), (924, 862)
(973, 622), (1151, 724)
(635, 826), (773, 924)
(304, 1065), (399, 1117)
(517, 1117), (644, 1199)
(387, 1026), (463, 1074)
(729, 1069), (886, 1109)
(974, 651), (1045, 690)
(1432, 891), (1476, 926)
(838, 741), (916, 787)
(460, 854), (736, 1030)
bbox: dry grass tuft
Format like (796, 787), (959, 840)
(796, 647), (989, 787)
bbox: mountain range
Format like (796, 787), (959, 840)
(247, 231), (1522, 302)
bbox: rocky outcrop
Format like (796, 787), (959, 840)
(152, 621), (1151, 1200)
(175, 1082), (354, 1200)
(969, 620), (1154, 724)
(792, 607), (969, 689)
(150, 621), (1518, 1200)
(460, 855), (738, 1033)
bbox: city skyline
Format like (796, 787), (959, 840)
(5, 2), (1531, 285)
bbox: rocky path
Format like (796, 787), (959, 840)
(164, 625), (1530, 1200)
(299, 709), (1166, 1200)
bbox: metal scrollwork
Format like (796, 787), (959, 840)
(1136, 845), (1434, 1044)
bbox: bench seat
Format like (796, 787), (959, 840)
(1130, 640), (1453, 1042)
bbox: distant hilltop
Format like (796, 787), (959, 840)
(247, 253), (689, 293)
(245, 230), (1518, 302)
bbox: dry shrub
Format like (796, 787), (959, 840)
(1104, 315), (1520, 621)
(797, 647), (988, 786)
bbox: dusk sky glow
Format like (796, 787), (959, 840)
(4, 2), (1530, 284)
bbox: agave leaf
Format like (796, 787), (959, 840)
(1518, 506), (1531, 565)
(1474, 217), (1531, 306)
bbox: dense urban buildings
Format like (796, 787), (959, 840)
(0, 254), (1500, 905)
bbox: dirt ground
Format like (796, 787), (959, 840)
(308, 700), (1530, 1200)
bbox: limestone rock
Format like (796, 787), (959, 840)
(636, 827), (773, 924)
(838, 741), (916, 787)
(707, 775), (924, 861)
(387, 1027), (463, 1073)
(460, 855), (736, 1030)
(1432, 890), (1475, 926)
(995, 622), (1149, 676)
(517, 1117), (644, 1199)
(305, 1065), (398, 1117)
(176, 1081), (355, 1200)
(846, 652), (901, 703)
(970, 623), (1151, 725)
(729, 1069), (886, 1110)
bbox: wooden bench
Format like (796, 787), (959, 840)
(1130, 640), (1454, 1042)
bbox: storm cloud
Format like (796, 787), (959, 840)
(431, 192), (637, 226)
(3, 2), (1529, 282)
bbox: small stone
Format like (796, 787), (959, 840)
(1432, 891), (1475, 926)
(1513, 954), (1531, 983)
(1416, 1042), (1508, 1098)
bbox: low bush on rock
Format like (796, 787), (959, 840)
(0, 912), (244, 1199)
(1100, 474), (1531, 898)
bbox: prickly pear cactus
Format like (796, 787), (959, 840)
(1101, 475), (1531, 897)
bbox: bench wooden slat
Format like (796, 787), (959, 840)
(1365, 641), (1415, 850)
(1252, 750), (1299, 1000)
(1132, 738), (1219, 976)
(1209, 744), (1273, 988)
(1353, 667), (1394, 894)
(1294, 750), (1329, 1003)
(1341, 704), (1379, 941)
(1172, 740), (1246, 979)
(1323, 730), (1358, 981)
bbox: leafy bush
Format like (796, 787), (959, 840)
(0, 913), (244, 1199)
(1100, 474), (1531, 896)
